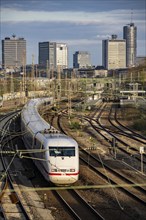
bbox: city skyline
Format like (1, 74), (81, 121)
(1, 0), (146, 67)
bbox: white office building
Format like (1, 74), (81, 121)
(56, 43), (68, 69)
(39, 42), (68, 70)
(2, 35), (26, 69)
(102, 35), (126, 70)
(73, 51), (91, 68)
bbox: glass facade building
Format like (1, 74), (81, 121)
(39, 42), (68, 70)
(123, 23), (137, 67)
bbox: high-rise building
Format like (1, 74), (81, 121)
(2, 35), (26, 69)
(102, 35), (126, 70)
(38, 41), (68, 70)
(123, 23), (137, 67)
(56, 43), (68, 69)
(39, 42), (56, 68)
(73, 51), (91, 68)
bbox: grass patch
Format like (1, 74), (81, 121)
(133, 118), (146, 135)
(69, 121), (81, 130)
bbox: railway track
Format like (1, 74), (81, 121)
(56, 104), (146, 203)
(42, 110), (106, 219)
(105, 105), (146, 162)
(0, 111), (32, 220)
(39, 101), (146, 219)
(54, 189), (104, 220)
(79, 149), (146, 205)
(108, 105), (146, 144)
(85, 106), (146, 166)
(58, 105), (146, 198)
(114, 105), (146, 141)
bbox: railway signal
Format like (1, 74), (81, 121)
(139, 146), (145, 175)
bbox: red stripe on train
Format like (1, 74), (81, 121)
(49, 172), (79, 176)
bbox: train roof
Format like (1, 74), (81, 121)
(21, 98), (55, 134)
(43, 133), (78, 146)
(21, 98), (77, 145)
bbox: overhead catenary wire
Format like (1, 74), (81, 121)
(97, 151), (124, 210)
(1, 183), (146, 194)
(0, 152), (18, 181)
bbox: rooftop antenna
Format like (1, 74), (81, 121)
(131, 9), (133, 24)
(127, 9), (134, 26)
(12, 34), (16, 38)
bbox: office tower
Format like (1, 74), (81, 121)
(123, 23), (137, 67)
(39, 42), (56, 68)
(2, 35), (26, 69)
(73, 51), (91, 68)
(56, 43), (68, 69)
(39, 42), (68, 70)
(102, 35), (126, 70)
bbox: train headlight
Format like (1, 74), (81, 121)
(51, 169), (57, 172)
(70, 169), (75, 172)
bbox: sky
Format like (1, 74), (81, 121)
(0, 0), (146, 67)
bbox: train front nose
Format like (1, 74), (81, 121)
(49, 171), (79, 185)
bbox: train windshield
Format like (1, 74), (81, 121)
(49, 147), (75, 157)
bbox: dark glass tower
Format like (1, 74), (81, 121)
(123, 23), (137, 67)
(38, 42), (56, 68)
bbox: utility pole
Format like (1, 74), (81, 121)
(3, 74), (7, 95)
(49, 65), (54, 97)
(15, 41), (18, 69)
(65, 70), (68, 96)
(35, 64), (38, 78)
(51, 65), (54, 79)
(57, 65), (61, 102)
(46, 60), (50, 97)
(68, 81), (72, 120)
(31, 54), (35, 93)
(31, 54), (34, 78)
(22, 50), (26, 102)
(46, 60), (50, 79)
(112, 137), (117, 159)
(10, 72), (14, 95)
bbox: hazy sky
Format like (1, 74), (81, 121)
(1, 0), (146, 67)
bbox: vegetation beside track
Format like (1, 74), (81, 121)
(119, 106), (146, 135)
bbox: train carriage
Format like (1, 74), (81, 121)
(21, 98), (79, 185)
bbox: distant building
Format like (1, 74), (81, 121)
(123, 23), (137, 67)
(136, 56), (146, 66)
(56, 43), (68, 69)
(102, 35), (126, 70)
(94, 66), (108, 77)
(39, 42), (56, 68)
(73, 51), (91, 68)
(38, 41), (68, 70)
(2, 35), (26, 69)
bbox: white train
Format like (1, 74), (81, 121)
(21, 98), (79, 185)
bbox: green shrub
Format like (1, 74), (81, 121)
(133, 119), (146, 135)
(69, 121), (81, 130)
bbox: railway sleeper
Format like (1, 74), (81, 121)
(9, 192), (19, 204)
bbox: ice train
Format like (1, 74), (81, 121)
(21, 98), (79, 185)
